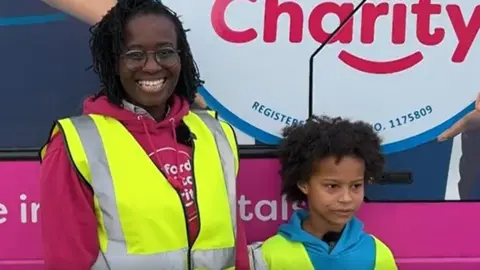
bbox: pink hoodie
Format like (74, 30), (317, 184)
(39, 94), (249, 269)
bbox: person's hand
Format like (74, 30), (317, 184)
(42, 0), (116, 25)
(436, 94), (480, 142)
(437, 132), (451, 142)
(194, 93), (207, 109)
(475, 92), (480, 112)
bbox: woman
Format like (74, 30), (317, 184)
(39, 1), (248, 269)
(42, 0), (208, 109)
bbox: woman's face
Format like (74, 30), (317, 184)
(118, 13), (181, 108)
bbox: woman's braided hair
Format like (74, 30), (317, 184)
(89, 0), (203, 105)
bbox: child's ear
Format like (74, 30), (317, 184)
(297, 182), (308, 195)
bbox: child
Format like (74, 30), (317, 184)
(249, 115), (397, 270)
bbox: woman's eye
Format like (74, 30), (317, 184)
(125, 51), (145, 60)
(156, 48), (176, 58)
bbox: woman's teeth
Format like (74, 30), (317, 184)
(137, 79), (166, 92)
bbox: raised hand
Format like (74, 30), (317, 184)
(475, 92), (480, 112)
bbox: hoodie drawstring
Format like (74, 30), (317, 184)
(169, 118), (188, 181)
(139, 115), (184, 190)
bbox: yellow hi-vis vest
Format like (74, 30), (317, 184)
(248, 234), (397, 270)
(40, 110), (239, 270)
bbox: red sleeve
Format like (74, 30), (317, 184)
(235, 209), (250, 270)
(39, 133), (99, 270)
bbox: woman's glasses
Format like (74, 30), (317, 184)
(121, 47), (180, 70)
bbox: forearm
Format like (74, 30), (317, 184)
(441, 111), (477, 138)
(42, 0), (116, 25)
(443, 120), (467, 138)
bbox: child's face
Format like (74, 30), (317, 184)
(299, 155), (365, 229)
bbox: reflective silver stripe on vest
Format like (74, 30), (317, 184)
(192, 110), (237, 237)
(67, 115), (236, 269)
(192, 247), (235, 269)
(93, 249), (187, 270)
(248, 242), (268, 270)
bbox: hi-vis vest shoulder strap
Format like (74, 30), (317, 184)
(248, 235), (397, 270)
(40, 110), (239, 270)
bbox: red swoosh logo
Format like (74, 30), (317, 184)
(338, 50), (424, 74)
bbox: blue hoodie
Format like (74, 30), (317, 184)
(278, 209), (376, 270)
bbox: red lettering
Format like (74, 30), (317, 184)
(392, 4), (407, 44)
(447, 5), (480, 62)
(264, 0), (303, 43)
(361, 3), (389, 44)
(211, 0), (479, 65)
(211, 0), (258, 43)
(412, 0), (444, 45)
(309, 3), (354, 44)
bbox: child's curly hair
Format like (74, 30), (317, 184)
(278, 115), (385, 203)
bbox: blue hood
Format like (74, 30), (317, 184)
(278, 209), (376, 269)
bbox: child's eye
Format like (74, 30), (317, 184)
(325, 184), (337, 189)
(352, 184), (363, 189)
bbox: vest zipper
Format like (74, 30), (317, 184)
(156, 167), (192, 269)
(153, 137), (195, 269)
(175, 133), (198, 270)
(175, 188), (192, 269)
(188, 134), (200, 270)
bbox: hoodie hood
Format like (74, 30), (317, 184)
(82, 94), (189, 133)
(279, 209), (367, 256)
(82, 94), (190, 189)
(274, 209), (378, 269)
